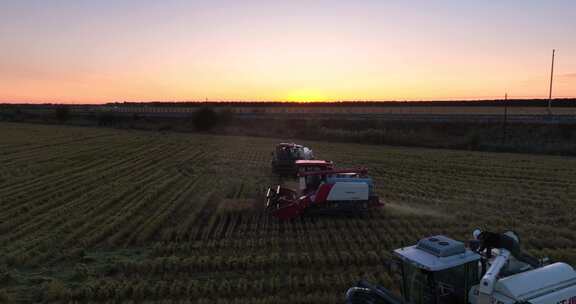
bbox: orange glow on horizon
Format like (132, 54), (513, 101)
(1, 1), (575, 104)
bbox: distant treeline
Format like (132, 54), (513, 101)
(2, 98), (576, 107)
(106, 98), (576, 107)
(1, 104), (575, 155)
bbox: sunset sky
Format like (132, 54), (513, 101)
(1, 0), (575, 103)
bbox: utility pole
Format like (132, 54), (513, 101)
(503, 93), (508, 143)
(547, 49), (555, 115)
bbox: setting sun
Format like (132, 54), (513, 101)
(285, 89), (326, 102)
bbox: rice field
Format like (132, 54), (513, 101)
(1, 122), (575, 303)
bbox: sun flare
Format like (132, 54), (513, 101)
(285, 89), (326, 103)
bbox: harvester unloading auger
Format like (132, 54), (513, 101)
(346, 229), (576, 304)
(266, 160), (382, 220)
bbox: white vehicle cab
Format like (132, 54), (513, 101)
(346, 229), (576, 304)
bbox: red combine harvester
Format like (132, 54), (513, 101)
(265, 160), (382, 220)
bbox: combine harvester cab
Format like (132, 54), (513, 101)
(345, 229), (576, 304)
(266, 160), (382, 220)
(271, 143), (314, 176)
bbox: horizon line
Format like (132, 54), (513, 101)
(2, 97), (576, 106)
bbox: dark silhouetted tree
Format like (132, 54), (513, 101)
(191, 107), (219, 131)
(97, 112), (118, 126)
(55, 106), (70, 123)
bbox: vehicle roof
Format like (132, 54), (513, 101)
(394, 235), (480, 271)
(494, 262), (576, 300)
(277, 143), (303, 148)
